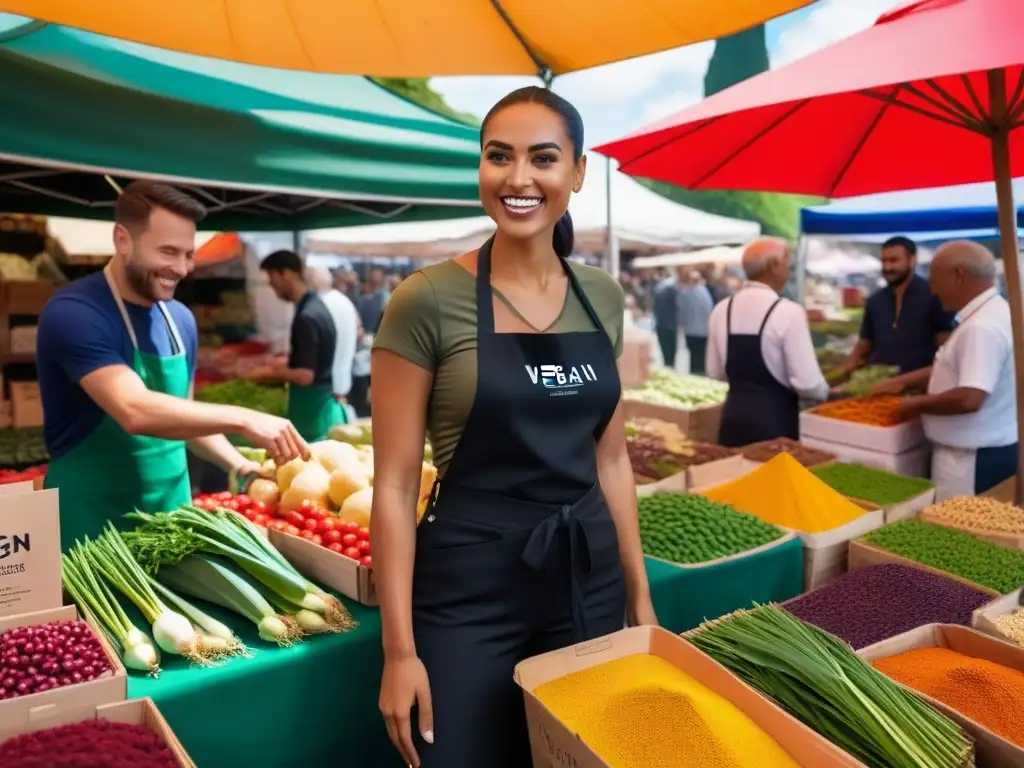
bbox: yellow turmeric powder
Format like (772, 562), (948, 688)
(533, 653), (799, 768)
(701, 452), (867, 533)
(873, 647), (1024, 746)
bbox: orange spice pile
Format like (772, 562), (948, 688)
(813, 396), (906, 427)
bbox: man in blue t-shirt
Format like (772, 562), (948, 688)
(37, 180), (308, 550)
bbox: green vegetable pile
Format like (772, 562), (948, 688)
(864, 519), (1024, 594)
(195, 379), (286, 416)
(846, 364), (900, 396)
(811, 463), (933, 506)
(0, 427), (49, 467)
(624, 370), (728, 410)
(638, 493), (783, 564)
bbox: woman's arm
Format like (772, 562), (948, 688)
(596, 401), (657, 625)
(370, 349), (433, 659)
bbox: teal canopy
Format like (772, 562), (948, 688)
(0, 15), (483, 230)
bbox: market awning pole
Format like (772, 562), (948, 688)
(987, 68), (1024, 504)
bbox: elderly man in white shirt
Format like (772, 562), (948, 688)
(707, 237), (829, 446)
(875, 241), (1017, 500)
(306, 267), (359, 414)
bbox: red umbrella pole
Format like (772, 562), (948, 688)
(988, 68), (1024, 504)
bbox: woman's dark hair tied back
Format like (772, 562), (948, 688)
(553, 211), (575, 259)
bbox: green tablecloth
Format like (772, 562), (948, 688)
(128, 543), (803, 766)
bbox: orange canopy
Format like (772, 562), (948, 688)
(195, 232), (241, 266)
(0, 0), (815, 77)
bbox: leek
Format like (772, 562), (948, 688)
(686, 604), (972, 768)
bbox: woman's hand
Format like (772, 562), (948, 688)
(627, 593), (659, 628)
(380, 654), (434, 767)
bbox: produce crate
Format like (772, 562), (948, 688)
(515, 626), (866, 768)
(739, 437), (837, 469)
(799, 409), (925, 455)
(622, 400), (723, 444)
(634, 469), (688, 496)
(10, 382), (43, 429)
(971, 588), (1024, 646)
(686, 452), (748, 490)
(267, 528), (376, 606)
(920, 509), (1024, 551)
(857, 624), (1024, 767)
(799, 502), (885, 590)
(868, 487), (936, 523)
(847, 539), (1001, 598)
(799, 435), (931, 477)
(0, 605), (127, 726)
(647, 531), (799, 571)
(0, 697), (195, 767)
(983, 475), (1017, 503)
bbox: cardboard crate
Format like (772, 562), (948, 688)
(0, 483), (61, 617)
(687, 452), (748, 490)
(847, 538), (1001, 597)
(0, 697), (194, 767)
(800, 435), (931, 477)
(268, 528), (376, 606)
(622, 400), (723, 444)
(515, 626), (865, 768)
(799, 410), (925, 455)
(858, 624), (1024, 767)
(971, 587), (1024, 644)
(872, 486), (936, 523)
(739, 436), (837, 469)
(983, 476), (1017, 503)
(10, 382), (42, 429)
(919, 510), (1024, 551)
(799, 502), (885, 590)
(634, 469), (688, 496)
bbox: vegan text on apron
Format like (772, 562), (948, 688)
(717, 295), (800, 447)
(409, 238), (627, 768)
(45, 265), (192, 552)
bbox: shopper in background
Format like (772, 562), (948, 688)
(306, 266), (359, 421)
(707, 237), (829, 446)
(358, 266), (391, 334)
(875, 241), (1017, 499)
(37, 181), (307, 551)
(652, 270), (679, 367)
(836, 235), (954, 384)
(258, 251), (344, 441)
(677, 270), (714, 375)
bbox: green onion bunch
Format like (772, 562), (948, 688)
(686, 604), (972, 768)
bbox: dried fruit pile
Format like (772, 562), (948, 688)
(740, 438), (835, 468)
(0, 719), (179, 767)
(784, 564), (991, 649)
(0, 621), (113, 700)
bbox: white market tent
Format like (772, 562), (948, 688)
(306, 165), (760, 261)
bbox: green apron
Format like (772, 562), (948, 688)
(46, 265), (192, 552)
(286, 383), (344, 443)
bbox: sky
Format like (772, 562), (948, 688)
(431, 0), (908, 149)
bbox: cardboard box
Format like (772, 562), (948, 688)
(740, 437), (837, 469)
(514, 625), (865, 768)
(0, 605), (128, 726)
(871, 486), (936, 523)
(10, 382), (42, 429)
(617, 330), (651, 390)
(0, 697), (194, 767)
(983, 476), (1017, 503)
(622, 400), (723, 444)
(634, 469), (687, 496)
(687, 452), (748, 490)
(0, 485), (61, 616)
(919, 510), (1024, 551)
(857, 624), (1024, 767)
(800, 435), (931, 477)
(799, 410), (925, 455)
(971, 587), (1024, 644)
(798, 502), (885, 590)
(268, 528), (376, 606)
(847, 538), (1001, 597)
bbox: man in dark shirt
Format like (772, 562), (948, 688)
(259, 250), (344, 441)
(837, 236), (954, 381)
(652, 273), (679, 367)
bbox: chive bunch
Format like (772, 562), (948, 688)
(687, 604), (972, 768)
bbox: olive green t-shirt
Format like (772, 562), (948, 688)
(374, 259), (625, 474)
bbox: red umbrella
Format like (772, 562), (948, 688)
(597, 0), (1024, 499)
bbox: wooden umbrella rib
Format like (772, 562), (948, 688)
(959, 74), (992, 123)
(901, 81), (988, 131)
(921, 78), (987, 124)
(828, 95), (894, 198)
(859, 88), (985, 133)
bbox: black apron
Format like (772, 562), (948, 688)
(717, 296), (800, 447)
(411, 239), (627, 768)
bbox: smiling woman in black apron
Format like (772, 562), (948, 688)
(370, 87), (656, 768)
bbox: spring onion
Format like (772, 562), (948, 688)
(61, 546), (161, 676)
(148, 577), (247, 660)
(686, 604), (972, 768)
(84, 527), (209, 664)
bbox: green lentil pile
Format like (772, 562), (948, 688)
(811, 463), (934, 506)
(639, 493), (784, 565)
(864, 519), (1024, 594)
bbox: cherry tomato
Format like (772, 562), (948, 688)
(241, 509), (256, 521)
(191, 496), (206, 505)
(234, 494), (252, 510)
(223, 499), (239, 512)
(302, 518), (320, 532)
(327, 542), (345, 554)
(340, 533), (358, 548)
(216, 491), (233, 502)
(317, 519), (336, 535)
(268, 519), (285, 531)
(298, 500), (317, 516)
(285, 511), (306, 528)
(311, 534), (324, 546)
(253, 513), (268, 527)
(359, 555), (373, 568)
(356, 539), (371, 554)
(324, 530), (343, 545)
(306, 506), (327, 522)
(285, 525), (301, 536)
(318, 516), (336, 531)
(342, 546), (361, 561)
(251, 500), (269, 517)
(356, 527), (370, 542)
(340, 521), (360, 535)
(299, 529), (316, 541)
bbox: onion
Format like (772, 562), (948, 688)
(151, 611), (203, 661)
(247, 478), (280, 508)
(122, 642), (160, 674)
(294, 609), (330, 633)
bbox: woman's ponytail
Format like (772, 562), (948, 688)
(552, 210), (575, 259)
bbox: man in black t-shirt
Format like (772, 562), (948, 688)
(258, 250), (344, 441)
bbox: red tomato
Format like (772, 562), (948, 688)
(223, 499), (239, 511)
(324, 530), (343, 545)
(285, 511), (306, 528)
(241, 509), (256, 521)
(340, 533), (358, 548)
(285, 524), (301, 536)
(191, 496), (206, 505)
(251, 500), (269, 516)
(356, 527), (370, 542)
(253, 513), (268, 527)
(216, 491), (233, 501)
(340, 521), (360, 535)
(316, 519), (336, 535)
(298, 500), (316, 516)
(342, 546), (361, 561)
(302, 518), (319, 532)
(356, 539), (371, 554)
(299, 529), (316, 541)
(312, 534), (324, 546)
(234, 494), (252, 510)
(327, 542), (344, 554)
(359, 555), (373, 568)
(306, 506), (327, 522)
(318, 516), (336, 531)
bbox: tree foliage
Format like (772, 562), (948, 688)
(372, 77), (480, 125)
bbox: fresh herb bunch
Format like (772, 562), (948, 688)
(638, 493), (782, 564)
(811, 463), (934, 506)
(864, 519), (1024, 594)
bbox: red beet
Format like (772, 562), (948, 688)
(0, 719), (178, 767)
(0, 621), (112, 699)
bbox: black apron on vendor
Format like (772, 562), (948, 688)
(411, 238), (627, 768)
(718, 296), (799, 447)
